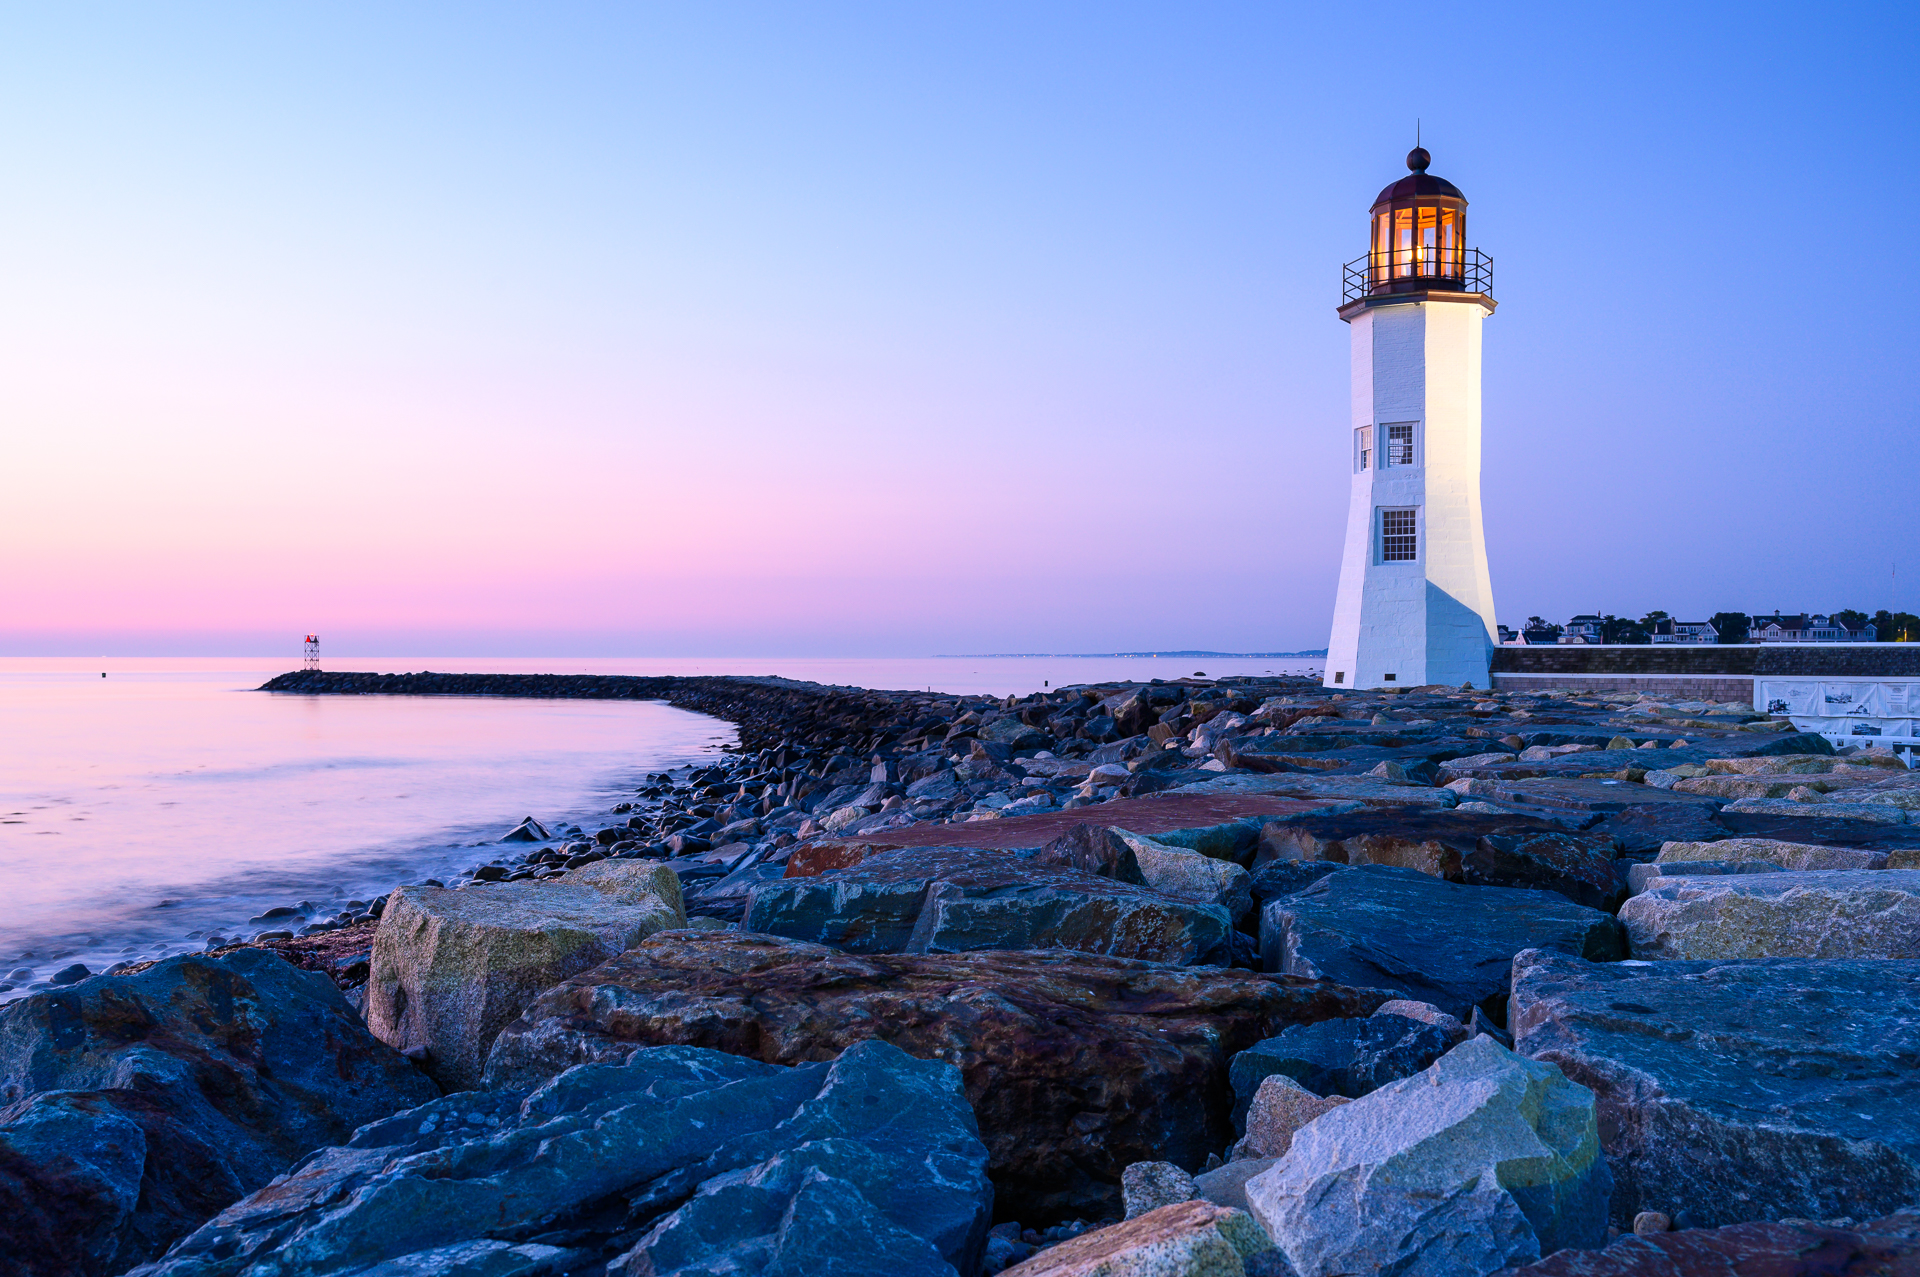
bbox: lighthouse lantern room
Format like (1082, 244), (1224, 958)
(1324, 148), (1498, 691)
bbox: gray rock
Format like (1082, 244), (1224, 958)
(1192, 1158), (1278, 1215)
(1034, 823), (1148, 883)
(1655, 837), (1889, 871)
(0, 950), (436, 1277)
(1464, 830), (1624, 911)
(1371, 999), (1468, 1043)
(1229, 1014), (1458, 1122)
(1247, 859), (1348, 902)
(1585, 803), (1725, 856)
(130, 1040), (992, 1277)
(1110, 830), (1254, 925)
(1122, 1161), (1197, 1218)
(981, 715), (1050, 751)
(1260, 865), (1626, 1021)
(1618, 869), (1920, 959)
(1246, 1037), (1610, 1277)
(744, 847), (1231, 965)
(1624, 860), (1793, 895)
(1510, 948), (1920, 1228)
(906, 769), (963, 802)
(1721, 799), (1908, 824)
(367, 859), (686, 1090)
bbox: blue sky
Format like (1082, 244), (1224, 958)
(1, 3), (1913, 654)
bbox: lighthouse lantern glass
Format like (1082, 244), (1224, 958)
(1372, 205), (1464, 285)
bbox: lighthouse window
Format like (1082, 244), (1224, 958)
(1355, 426), (1372, 471)
(1384, 422), (1416, 466)
(1381, 508), (1418, 561)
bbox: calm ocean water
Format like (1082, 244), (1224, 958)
(0, 653), (1317, 994)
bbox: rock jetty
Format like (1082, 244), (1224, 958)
(7, 670), (1918, 1275)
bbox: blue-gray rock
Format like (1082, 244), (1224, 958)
(1229, 1013), (1459, 1124)
(744, 847), (1231, 965)
(1248, 859), (1348, 902)
(980, 716), (1049, 751)
(1260, 865), (1626, 1022)
(0, 949), (437, 1277)
(1624, 858), (1800, 895)
(1511, 947), (1920, 1228)
(131, 1039), (992, 1277)
(1246, 1037), (1611, 1277)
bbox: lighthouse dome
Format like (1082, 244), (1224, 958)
(1372, 148), (1465, 209)
(1349, 147), (1487, 300)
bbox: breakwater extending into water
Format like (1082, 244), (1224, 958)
(260, 669), (929, 754)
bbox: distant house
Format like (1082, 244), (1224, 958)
(1651, 619), (1718, 644)
(1498, 624), (1521, 644)
(1521, 622), (1563, 645)
(1560, 615), (1604, 644)
(1749, 613), (1876, 643)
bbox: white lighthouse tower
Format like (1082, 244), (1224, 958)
(1324, 147), (1498, 691)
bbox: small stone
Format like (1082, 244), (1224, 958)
(49, 963), (90, 986)
(1240, 1073), (1350, 1158)
(1372, 999), (1467, 1044)
(1633, 1210), (1671, 1235)
(1122, 1160), (1197, 1219)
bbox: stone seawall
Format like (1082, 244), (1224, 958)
(1488, 644), (1920, 700)
(258, 670), (921, 752)
(1490, 644), (1920, 678)
(1488, 673), (1756, 702)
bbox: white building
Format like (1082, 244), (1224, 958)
(1560, 615), (1604, 644)
(1325, 149), (1498, 690)
(1651, 619), (1718, 644)
(1749, 613), (1877, 643)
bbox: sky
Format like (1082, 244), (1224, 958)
(1, 2), (1914, 657)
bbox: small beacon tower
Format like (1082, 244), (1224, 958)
(1324, 148), (1498, 690)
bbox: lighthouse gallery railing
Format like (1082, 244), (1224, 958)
(1343, 247), (1492, 303)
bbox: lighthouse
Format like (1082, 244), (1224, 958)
(1324, 147), (1498, 691)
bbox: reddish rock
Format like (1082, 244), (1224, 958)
(783, 794), (1335, 877)
(782, 838), (877, 878)
(483, 929), (1392, 1223)
(1002, 1199), (1278, 1276)
(1497, 1210), (1920, 1275)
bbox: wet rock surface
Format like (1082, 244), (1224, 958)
(1511, 948), (1920, 1228)
(484, 928), (1389, 1223)
(130, 1038), (992, 1277)
(0, 949), (436, 1277)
